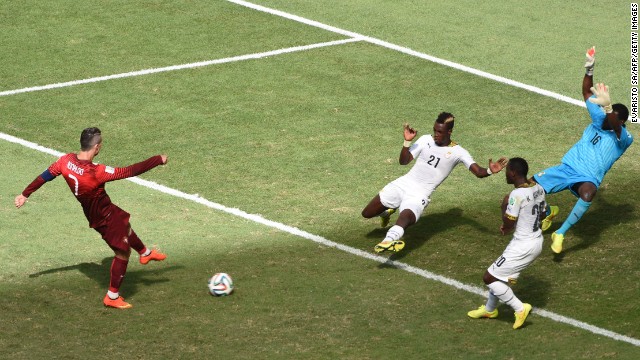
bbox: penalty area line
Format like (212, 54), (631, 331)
(1, 131), (638, 347)
(0, 38), (362, 97)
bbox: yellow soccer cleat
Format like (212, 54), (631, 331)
(380, 208), (397, 228)
(513, 303), (532, 329)
(550, 232), (564, 254)
(374, 239), (405, 253)
(541, 206), (559, 231)
(467, 305), (498, 319)
(103, 295), (133, 309)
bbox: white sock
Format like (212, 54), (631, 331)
(487, 281), (524, 313)
(485, 290), (499, 312)
(141, 248), (151, 257)
(107, 290), (119, 300)
(384, 225), (404, 242)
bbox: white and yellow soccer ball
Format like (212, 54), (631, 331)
(208, 273), (234, 296)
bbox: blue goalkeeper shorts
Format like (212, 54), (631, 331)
(533, 163), (599, 197)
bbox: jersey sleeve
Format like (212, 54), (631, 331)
(21, 158), (63, 197)
(408, 135), (430, 158)
(458, 147), (476, 169)
(505, 190), (521, 220)
(47, 157), (64, 176)
(96, 155), (164, 183)
(585, 95), (606, 128)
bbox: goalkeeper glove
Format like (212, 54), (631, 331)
(589, 83), (613, 113)
(584, 46), (595, 76)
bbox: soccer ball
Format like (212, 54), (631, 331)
(208, 273), (234, 296)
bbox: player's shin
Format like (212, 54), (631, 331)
(556, 198), (591, 235)
(485, 290), (499, 312)
(487, 281), (524, 313)
(109, 257), (129, 294)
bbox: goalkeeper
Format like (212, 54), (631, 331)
(533, 47), (634, 254)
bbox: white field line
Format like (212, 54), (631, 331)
(227, 0), (587, 109)
(0, 38), (362, 97)
(2, 130), (638, 347)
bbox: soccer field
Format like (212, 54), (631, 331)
(1, 1), (639, 358)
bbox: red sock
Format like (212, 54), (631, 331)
(128, 230), (147, 255)
(109, 257), (129, 293)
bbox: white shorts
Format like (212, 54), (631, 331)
(379, 182), (430, 219)
(487, 236), (543, 283)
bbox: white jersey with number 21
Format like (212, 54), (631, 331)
(391, 134), (476, 197)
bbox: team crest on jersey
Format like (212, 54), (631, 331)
(537, 171), (545, 177)
(105, 166), (115, 174)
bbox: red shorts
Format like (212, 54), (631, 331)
(94, 206), (131, 253)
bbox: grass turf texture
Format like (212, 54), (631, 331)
(1, 0), (639, 358)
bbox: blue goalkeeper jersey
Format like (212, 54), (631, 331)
(561, 96), (633, 186)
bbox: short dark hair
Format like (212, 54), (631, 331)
(80, 127), (102, 151)
(612, 103), (629, 123)
(507, 157), (528, 177)
(435, 112), (455, 130)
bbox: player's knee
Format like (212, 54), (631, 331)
(482, 271), (495, 285)
(580, 186), (597, 202)
(115, 248), (131, 260)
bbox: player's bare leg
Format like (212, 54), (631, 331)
(361, 195), (397, 228)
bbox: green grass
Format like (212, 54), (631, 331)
(1, 1), (639, 358)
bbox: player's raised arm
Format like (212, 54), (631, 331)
(582, 46), (595, 101)
(399, 123), (417, 165)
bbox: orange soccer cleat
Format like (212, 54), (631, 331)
(103, 294), (133, 309)
(140, 248), (167, 265)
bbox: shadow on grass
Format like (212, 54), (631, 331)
(369, 207), (490, 263)
(29, 256), (183, 297)
(549, 195), (635, 262)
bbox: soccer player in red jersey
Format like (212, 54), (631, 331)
(15, 127), (168, 309)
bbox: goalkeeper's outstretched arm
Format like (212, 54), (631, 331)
(582, 46), (595, 101)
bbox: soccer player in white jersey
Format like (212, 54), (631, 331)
(361, 112), (507, 253)
(534, 47), (633, 254)
(468, 157), (545, 329)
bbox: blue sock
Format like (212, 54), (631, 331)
(556, 198), (591, 235)
(545, 206), (552, 217)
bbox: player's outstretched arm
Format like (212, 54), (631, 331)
(15, 169), (57, 207)
(103, 155), (168, 182)
(468, 157), (507, 178)
(582, 46), (595, 101)
(399, 123), (416, 165)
